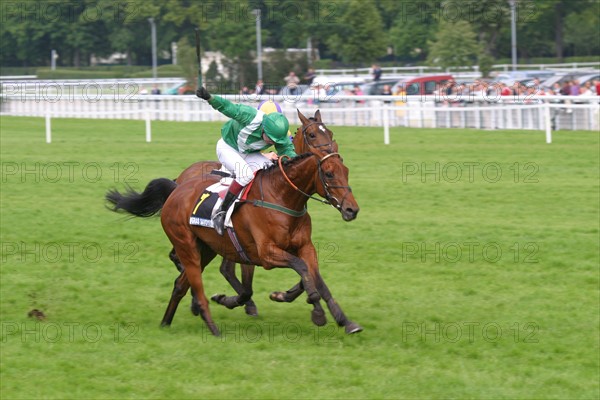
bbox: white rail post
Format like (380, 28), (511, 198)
(145, 109), (152, 142)
(383, 102), (390, 145)
(544, 101), (552, 144)
(45, 111), (52, 143)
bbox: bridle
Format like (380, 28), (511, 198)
(278, 153), (353, 210)
(298, 121), (336, 153)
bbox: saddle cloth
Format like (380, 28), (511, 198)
(188, 171), (253, 230)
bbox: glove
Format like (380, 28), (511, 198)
(196, 87), (211, 100)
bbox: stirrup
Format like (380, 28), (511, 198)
(213, 211), (226, 235)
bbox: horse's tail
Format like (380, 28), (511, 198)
(106, 178), (177, 217)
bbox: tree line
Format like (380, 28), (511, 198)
(1, 0), (598, 82)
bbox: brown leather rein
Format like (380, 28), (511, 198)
(277, 152), (352, 209)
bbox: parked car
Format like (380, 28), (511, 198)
(576, 73), (600, 88)
(495, 70), (556, 86)
(391, 75), (454, 96)
(539, 71), (599, 93)
(311, 76), (368, 96)
(359, 79), (402, 95)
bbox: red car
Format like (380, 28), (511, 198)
(391, 75), (454, 95)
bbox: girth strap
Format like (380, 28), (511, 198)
(226, 227), (252, 263)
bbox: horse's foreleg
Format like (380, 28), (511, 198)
(298, 244), (360, 333)
(259, 243), (320, 305)
(269, 281), (327, 326)
(313, 270), (362, 334)
(269, 281), (303, 302)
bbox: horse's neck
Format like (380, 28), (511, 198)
(292, 128), (305, 154)
(258, 156), (317, 210)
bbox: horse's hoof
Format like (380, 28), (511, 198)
(207, 324), (221, 337)
(191, 300), (202, 316)
(160, 321), (171, 328)
(345, 322), (363, 334)
(311, 309), (327, 326)
(269, 292), (286, 302)
(244, 304), (258, 317)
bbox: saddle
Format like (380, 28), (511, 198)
(188, 169), (252, 229)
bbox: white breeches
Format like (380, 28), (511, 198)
(216, 138), (271, 186)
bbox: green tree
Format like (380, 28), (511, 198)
(426, 20), (482, 70)
(564, 4), (600, 56)
(325, 0), (387, 66)
(388, 0), (438, 62)
(175, 37), (196, 86)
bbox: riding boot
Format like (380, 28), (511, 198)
(213, 181), (243, 235)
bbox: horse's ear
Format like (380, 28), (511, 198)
(314, 109), (322, 122)
(297, 109), (310, 125)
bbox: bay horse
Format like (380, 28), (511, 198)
(171, 109), (339, 319)
(106, 151), (361, 336)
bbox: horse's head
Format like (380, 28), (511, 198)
(293, 109), (338, 156)
(314, 153), (359, 221)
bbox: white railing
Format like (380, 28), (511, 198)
(492, 62), (600, 72)
(0, 75), (38, 80)
(1, 93), (598, 144)
(0, 77), (185, 95)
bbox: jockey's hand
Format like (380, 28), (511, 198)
(263, 152), (279, 161)
(196, 87), (211, 100)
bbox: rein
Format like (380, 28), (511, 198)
(278, 153), (352, 210)
(250, 121), (343, 216)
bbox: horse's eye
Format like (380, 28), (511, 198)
(309, 133), (316, 139)
(325, 172), (334, 179)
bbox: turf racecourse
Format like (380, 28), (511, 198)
(1, 116), (598, 399)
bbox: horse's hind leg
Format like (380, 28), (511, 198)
(166, 235), (219, 336)
(240, 264), (258, 316)
(211, 260), (258, 316)
(169, 247), (201, 316)
(169, 248), (183, 272)
(161, 270), (190, 327)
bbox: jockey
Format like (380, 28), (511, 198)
(196, 86), (297, 235)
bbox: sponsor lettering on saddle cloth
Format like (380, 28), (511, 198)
(189, 174), (254, 230)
